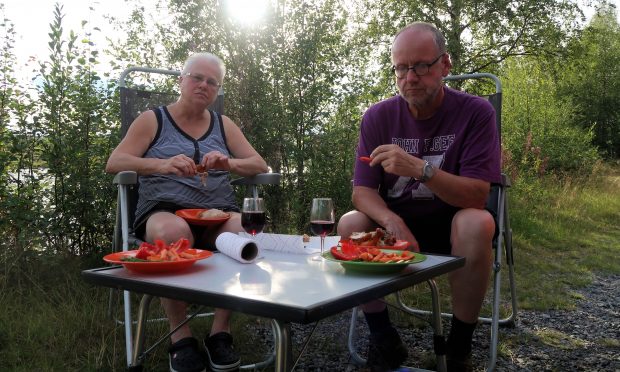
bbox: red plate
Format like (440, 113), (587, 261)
(175, 209), (231, 226)
(103, 249), (213, 273)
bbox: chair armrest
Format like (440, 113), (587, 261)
(231, 173), (281, 186)
(113, 171), (138, 186)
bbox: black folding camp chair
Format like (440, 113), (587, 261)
(109, 66), (280, 369)
(347, 73), (517, 372)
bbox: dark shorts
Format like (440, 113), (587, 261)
(401, 207), (498, 255)
(134, 201), (237, 248)
(402, 211), (457, 255)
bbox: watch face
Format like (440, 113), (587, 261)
(422, 162), (434, 182)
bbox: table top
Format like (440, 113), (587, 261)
(83, 250), (464, 324)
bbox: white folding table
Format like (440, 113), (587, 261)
(83, 250), (464, 371)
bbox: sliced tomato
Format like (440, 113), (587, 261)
(176, 238), (191, 252)
(135, 242), (157, 259)
(168, 237), (190, 252)
(154, 239), (167, 252)
(340, 240), (357, 256)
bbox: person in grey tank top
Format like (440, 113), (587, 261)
(106, 52), (268, 372)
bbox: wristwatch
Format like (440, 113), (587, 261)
(419, 161), (435, 183)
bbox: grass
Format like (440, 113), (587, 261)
(1, 163), (619, 371)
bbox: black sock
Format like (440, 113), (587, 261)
(447, 316), (476, 357)
(364, 307), (392, 334)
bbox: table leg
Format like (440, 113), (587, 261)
(271, 318), (293, 372)
(427, 279), (447, 372)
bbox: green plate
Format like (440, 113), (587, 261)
(322, 249), (427, 274)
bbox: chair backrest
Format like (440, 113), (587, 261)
(443, 73), (506, 240)
(444, 73), (502, 141)
(119, 67), (224, 138)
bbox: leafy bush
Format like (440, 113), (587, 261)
(501, 57), (600, 181)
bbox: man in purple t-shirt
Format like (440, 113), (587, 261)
(337, 22), (501, 372)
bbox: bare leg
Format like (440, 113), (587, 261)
(337, 211), (385, 312)
(449, 208), (495, 323)
(210, 308), (232, 335)
(144, 212), (197, 342)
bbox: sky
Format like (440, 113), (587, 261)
(2, 0), (619, 81)
(1, 0), (272, 80)
(2, 0), (130, 79)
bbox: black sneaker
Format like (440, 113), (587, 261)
(366, 327), (408, 372)
(447, 352), (473, 372)
(168, 337), (206, 372)
(203, 332), (241, 372)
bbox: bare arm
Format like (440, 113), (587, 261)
(105, 111), (198, 177)
(369, 144), (489, 209)
(352, 186), (420, 251)
(201, 115), (268, 177)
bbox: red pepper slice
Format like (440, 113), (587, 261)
(359, 156), (372, 163)
(330, 246), (357, 261)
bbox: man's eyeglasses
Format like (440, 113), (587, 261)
(392, 54), (444, 78)
(183, 72), (222, 89)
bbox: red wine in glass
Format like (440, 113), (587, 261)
(242, 198), (265, 237)
(310, 220), (335, 236)
(310, 198), (335, 260)
(242, 211), (266, 236)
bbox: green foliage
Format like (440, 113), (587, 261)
(0, 0), (617, 257)
(0, 2), (619, 369)
(107, 0), (359, 232)
(0, 4), (117, 257)
(347, 0), (583, 83)
(501, 56), (600, 180)
(557, 4), (620, 158)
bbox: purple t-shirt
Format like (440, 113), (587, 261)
(354, 87), (501, 218)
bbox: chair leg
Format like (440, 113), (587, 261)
(124, 290), (134, 367)
(504, 197), (518, 327)
(347, 307), (367, 366)
(427, 279), (447, 372)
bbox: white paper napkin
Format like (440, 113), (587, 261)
(238, 233), (341, 255)
(238, 232), (304, 253)
(215, 232), (260, 263)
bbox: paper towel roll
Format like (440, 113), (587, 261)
(215, 232), (259, 263)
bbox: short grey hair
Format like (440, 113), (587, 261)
(182, 52), (226, 81)
(394, 22), (447, 54)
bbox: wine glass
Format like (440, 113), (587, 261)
(310, 198), (335, 260)
(241, 197), (266, 237)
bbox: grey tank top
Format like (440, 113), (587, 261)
(135, 106), (238, 224)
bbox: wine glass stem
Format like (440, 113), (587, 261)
(320, 236), (325, 255)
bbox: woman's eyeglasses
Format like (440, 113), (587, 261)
(183, 72), (222, 89)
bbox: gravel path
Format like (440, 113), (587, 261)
(246, 274), (619, 371)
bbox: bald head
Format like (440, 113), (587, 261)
(393, 22), (446, 56)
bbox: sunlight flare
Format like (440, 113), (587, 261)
(225, 0), (269, 25)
